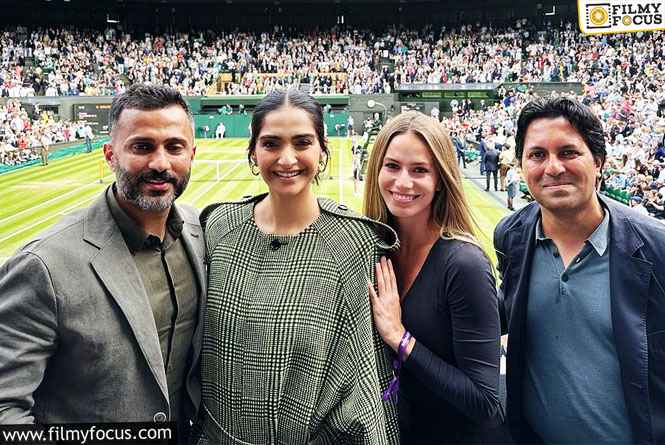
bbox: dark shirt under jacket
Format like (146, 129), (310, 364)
(107, 187), (198, 424)
(399, 238), (503, 444)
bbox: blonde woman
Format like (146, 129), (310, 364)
(364, 111), (503, 444)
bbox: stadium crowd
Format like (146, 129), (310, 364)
(443, 84), (665, 221)
(0, 99), (91, 167)
(2, 20), (665, 219)
(1, 20), (663, 97)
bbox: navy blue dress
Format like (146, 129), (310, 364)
(398, 238), (503, 444)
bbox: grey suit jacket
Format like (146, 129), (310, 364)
(0, 189), (206, 426)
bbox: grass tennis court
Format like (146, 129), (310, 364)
(0, 138), (508, 263)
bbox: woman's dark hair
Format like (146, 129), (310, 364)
(515, 96), (606, 169)
(248, 89), (329, 182)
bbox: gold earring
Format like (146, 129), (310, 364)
(250, 159), (260, 176)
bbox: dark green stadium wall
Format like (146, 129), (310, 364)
(192, 111), (350, 138)
(0, 95), (351, 138)
(2, 83), (581, 139)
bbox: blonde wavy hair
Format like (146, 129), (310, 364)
(363, 111), (480, 247)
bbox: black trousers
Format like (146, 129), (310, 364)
(457, 153), (466, 168)
(486, 170), (498, 191)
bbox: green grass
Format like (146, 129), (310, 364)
(0, 138), (508, 263)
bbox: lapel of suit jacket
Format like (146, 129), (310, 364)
(607, 201), (653, 443)
(83, 191), (169, 405)
(506, 205), (539, 344)
(503, 204), (540, 435)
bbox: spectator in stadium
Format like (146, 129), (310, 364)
(644, 190), (665, 219)
(83, 123), (93, 153)
(196, 89), (399, 444)
(352, 141), (364, 196)
(505, 162), (519, 211)
(483, 140), (500, 192)
(494, 96), (665, 444)
(215, 121), (225, 139)
(498, 143), (515, 192)
(430, 106), (440, 122)
(451, 131), (467, 168)
(478, 133), (488, 176)
(38, 130), (49, 166)
(363, 111), (502, 443)
(629, 195), (650, 216)
(0, 84), (204, 441)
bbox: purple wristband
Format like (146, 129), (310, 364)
(398, 330), (412, 363)
(381, 330), (413, 402)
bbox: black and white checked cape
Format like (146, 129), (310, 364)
(198, 194), (400, 444)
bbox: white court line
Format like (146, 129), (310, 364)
(189, 161), (244, 205)
(2, 161), (242, 245)
(0, 194), (98, 244)
(2, 160), (242, 242)
(0, 174), (114, 226)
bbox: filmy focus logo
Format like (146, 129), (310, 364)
(579, 0), (665, 34)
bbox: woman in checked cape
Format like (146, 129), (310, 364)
(194, 89), (399, 444)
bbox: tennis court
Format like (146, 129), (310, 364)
(0, 137), (507, 262)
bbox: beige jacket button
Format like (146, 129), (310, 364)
(153, 412), (167, 422)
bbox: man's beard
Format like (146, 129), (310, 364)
(113, 163), (190, 212)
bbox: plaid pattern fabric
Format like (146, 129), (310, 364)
(199, 194), (400, 444)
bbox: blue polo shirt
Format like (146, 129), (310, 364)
(523, 210), (633, 444)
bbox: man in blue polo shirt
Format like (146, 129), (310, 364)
(494, 97), (665, 444)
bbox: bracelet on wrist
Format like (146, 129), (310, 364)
(382, 330), (412, 402)
(398, 330), (412, 363)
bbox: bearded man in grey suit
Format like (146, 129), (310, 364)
(0, 84), (206, 440)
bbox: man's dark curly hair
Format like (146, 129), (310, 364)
(515, 96), (606, 169)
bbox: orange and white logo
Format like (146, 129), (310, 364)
(579, 0), (665, 34)
(588, 5), (610, 26)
